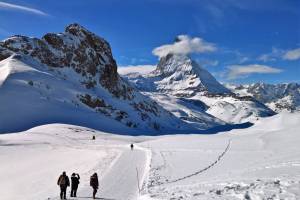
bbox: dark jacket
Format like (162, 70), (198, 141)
(90, 174), (99, 189)
(71, 174), (80, 187)
(57, 174), (70, 187)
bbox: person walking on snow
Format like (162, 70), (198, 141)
(130, 143), (134, 150)
(70, 173), (80, 197)
(57, 171), (70, 200)
(90, 173), (99, 199)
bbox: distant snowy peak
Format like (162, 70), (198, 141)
(120, 53), (275, 124)
(227, 83), (300, 112)
(0, 23), (133, 99)
(151, 54), (230, 96)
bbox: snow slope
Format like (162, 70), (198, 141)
(193, 94), (275, 123)
(0, 54), (191, 134)
(140, 112), (300, 200)
(0, 124), (150, 200)
(0, 55), (135, 134)
(0, 112), (299, 200)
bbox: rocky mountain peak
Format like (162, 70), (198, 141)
(65, 23), (89, 34)
(0, 23), (133, 99)
(153, 53), (230, 96)
(155, 53), (192, 76)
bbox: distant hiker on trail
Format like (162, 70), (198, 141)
(92, 135), (96, 140)
(70, 173), (80, 197)
(90, 173), (99, 199)
(130, 143), (134, 150)
(57, 171), (70, 200)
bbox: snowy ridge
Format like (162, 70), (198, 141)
(226, 83), (300, 112)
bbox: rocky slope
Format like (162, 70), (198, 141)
(226, 83), (300, 112)
(0, 24), (191, 134)
(0, 23), (129, 98)
(121, 54), (275, 124)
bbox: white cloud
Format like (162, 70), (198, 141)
(198, 59), (219, 67)
(258, 47), (300, 62)
(257, 47), (283, 62)
(227, 64), (282, 80)
(257, 54), (275, 62)
(118, 65), (156, 75)
(0, 1), (48, 16)
(152, 35), (217, 58)
(283, 48), (300, 60)
(239, 56), (250, 64)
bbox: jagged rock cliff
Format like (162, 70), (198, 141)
(0, 23), (132, 99)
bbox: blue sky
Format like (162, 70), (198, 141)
(0, 0), (299, 84)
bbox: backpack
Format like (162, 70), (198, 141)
(59, 175), (67, 185)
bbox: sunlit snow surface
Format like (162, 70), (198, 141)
(0, 112), (299, 200)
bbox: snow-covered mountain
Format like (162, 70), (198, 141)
(152, 53), (231, 96)
(0, 24), (280, 134)
(121, 54), (275, 124)
(124, 54), (230, 97)
(226, 83), (300, 112)
(0, 24), (190, 134)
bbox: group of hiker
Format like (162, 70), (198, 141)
(57, 172), (99, 199)
(56, 144), (135, 199)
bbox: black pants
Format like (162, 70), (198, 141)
(71, 185), (78, 197)
(92, 187), (98, 199)
(60, 185), (67, 199)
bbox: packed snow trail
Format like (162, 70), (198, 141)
(49, 147), (149, 200)
(98, 147), (148, 200)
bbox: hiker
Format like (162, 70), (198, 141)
(57, 171), (70, 200)
(130, 143), (134, 150)
(90, 173), (99, 199)
(70, 173), (80, 197)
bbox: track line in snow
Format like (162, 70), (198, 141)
(151, 139), (231, 186)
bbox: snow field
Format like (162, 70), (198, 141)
(0, 112), (300, 200)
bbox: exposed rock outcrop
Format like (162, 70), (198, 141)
(0, 23), (132, 99)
